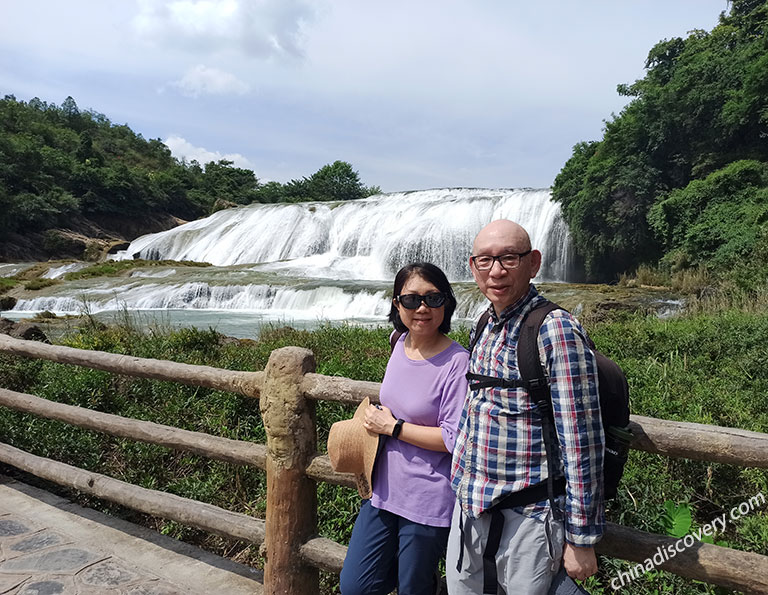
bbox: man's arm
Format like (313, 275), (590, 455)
(539, 311), (605, 561)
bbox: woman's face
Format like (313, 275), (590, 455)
(395, 274), (445, 338)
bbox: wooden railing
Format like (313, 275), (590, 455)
(1, 333), (768, 593)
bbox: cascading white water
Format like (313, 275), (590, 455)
(11, 281), (392, 320)
(116, 189), (575, 282)
(42, 262), (88, 279)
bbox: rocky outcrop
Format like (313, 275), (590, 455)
(0, 213), (186, 263)
(0, 318), (50, 343)
(0, 296), (17, 310)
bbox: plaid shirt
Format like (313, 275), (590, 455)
(451, 285), (605, 546)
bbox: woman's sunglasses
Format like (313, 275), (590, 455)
(396, 293), (447, 309)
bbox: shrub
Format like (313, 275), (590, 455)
(0, 278), (18, 295)
(23, 278), (58, 291)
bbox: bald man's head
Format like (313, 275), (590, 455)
(470, 219), (541, 314)
(472, 220), (532, 255)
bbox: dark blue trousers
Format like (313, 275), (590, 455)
(340, 500), (449, 595)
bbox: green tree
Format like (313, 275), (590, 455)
(305, 160), (367, 201)
(255, 161), (377, 204)
(199, 160), (259, 205)
(253, 180), (288, 203)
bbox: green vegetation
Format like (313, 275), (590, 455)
(251, 160), (381, 204)
(581, 307), (768, 593)
(0, 278), (18, 295)
(22, 278), (58, 291)
(63, 259), (211, 280)
(0, 307), (766, 593)
(552, 0), (768, 282)
(0, 94), (380, 240)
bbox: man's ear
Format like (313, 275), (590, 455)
(529, 250), (543, 279)
(469, 256), (482, 284)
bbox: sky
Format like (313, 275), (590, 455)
(1, 0), (728, 192)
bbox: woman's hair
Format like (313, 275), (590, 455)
(388, 262), (457, 334)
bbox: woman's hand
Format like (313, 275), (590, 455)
(363, 403), (449, 452)
(363, 404), (397, 436)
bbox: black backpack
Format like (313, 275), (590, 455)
(467, 300), (632, 500)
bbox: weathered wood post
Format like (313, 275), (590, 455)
(260, 347), (318, 594)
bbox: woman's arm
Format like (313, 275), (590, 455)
(363, 404), (448, 452)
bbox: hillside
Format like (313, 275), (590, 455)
(0, 95), (378, 261)
(552, 0), (768, 285)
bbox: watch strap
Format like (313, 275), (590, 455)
(391, 418), (405, 439)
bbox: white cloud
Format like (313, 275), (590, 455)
(170, 64), (249, 97)
(133, 0), (317, 58)
(163, 135), (254, 169)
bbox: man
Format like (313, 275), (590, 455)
(447, 219), (604, 594)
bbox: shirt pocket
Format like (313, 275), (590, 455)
(490, 385), (537, 416)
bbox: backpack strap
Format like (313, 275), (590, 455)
(465, 374), (526, 391)
(516, 300), (561, 403)
(467, 309), (492, 356)
(465, 302), (557, 394)
(465, 310), (500, 389)
(389, 330), (404, 353)
(517, 299), (565, 521)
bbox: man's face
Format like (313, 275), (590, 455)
(470, 228), (541, 314)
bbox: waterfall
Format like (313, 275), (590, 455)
(116, 189), (575, 282)
(4, 189), (579, 335)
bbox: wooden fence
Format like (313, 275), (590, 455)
(1, 333), (768, 593)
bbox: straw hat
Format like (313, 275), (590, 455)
(328, 397), (382, 499)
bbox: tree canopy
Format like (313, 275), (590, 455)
(0, 94), (379, 238)
(552, 0), (768, 281)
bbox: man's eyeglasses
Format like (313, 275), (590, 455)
(470, 251), (532, 271)
(396, 293), (447, 309)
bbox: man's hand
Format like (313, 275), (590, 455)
(562, 543), (597, 581)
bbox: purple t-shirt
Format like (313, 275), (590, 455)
(370, 332), (469, 527)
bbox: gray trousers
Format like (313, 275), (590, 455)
(446, 500), (564, 595)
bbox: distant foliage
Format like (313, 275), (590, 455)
(252, 160), (381, 203)
(0, 95), (379, 238)
(648, 160), (768, 279)
(552, 0), (768, 281)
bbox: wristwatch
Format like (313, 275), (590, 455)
(391, 418), (405, 439)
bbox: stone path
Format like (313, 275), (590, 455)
(0, 475), (263, 595)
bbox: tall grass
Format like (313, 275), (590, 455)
(0, 278), (18, 294)
(0, 309), (766, 593)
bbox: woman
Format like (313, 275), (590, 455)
(340, 262), (469, 595)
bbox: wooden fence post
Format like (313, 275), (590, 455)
(261, 347), (318, 594)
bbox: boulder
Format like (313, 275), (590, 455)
(0, 317), (50, 343)
(0, 296), (17, 311)
(212, 198), (238, 213)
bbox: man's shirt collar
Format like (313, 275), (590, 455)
(488, 284), (538, 324)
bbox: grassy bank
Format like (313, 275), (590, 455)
(0, 306), (766, 593)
